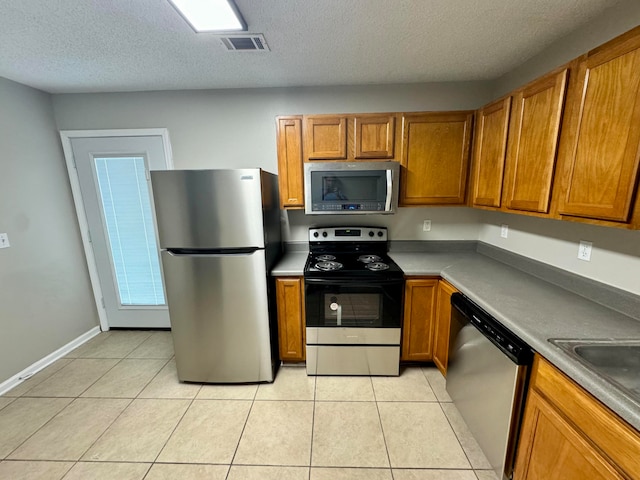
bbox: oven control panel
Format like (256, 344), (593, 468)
(309, 227), (387, 242)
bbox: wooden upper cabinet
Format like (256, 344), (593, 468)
(399, 111), (474, 205)
(503, 68), (568, 214)
(354, 115), (396, 159)
(557, 27), (640, 223)
(471, 97), (512, 208)
(303, 115), (348, 161)
(276, 116), (304, 208)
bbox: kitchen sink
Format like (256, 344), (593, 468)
(548, 339), (640, 403)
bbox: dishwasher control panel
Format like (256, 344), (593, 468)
(453, 293), (532, 365)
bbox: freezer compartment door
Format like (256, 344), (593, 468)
(161, 249), (274, 383)
(151, 169), (266, 249)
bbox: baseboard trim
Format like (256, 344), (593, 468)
(0, 326), (102, 396)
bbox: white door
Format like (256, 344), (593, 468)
(62, 131), (172, 329)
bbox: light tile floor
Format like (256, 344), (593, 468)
(0, 331), (499, 480)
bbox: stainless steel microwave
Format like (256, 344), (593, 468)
(304, 161), (400, 215)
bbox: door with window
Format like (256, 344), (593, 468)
(63, 132), (171, 329)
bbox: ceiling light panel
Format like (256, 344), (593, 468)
(169, 0), (247, 32)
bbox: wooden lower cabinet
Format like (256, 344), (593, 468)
(433, 279), (457, 376)
(275, 277), (305, 362)
(401, 277), (438, 361)
(402, 277), (458, 368)
(514, 355), (640, 480)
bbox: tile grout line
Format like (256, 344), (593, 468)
(423, 366), (482, 477)
(28, 335), (154, 467)
(437, 401), (477, 473)
(133, 356), (174, 400)
(224, 376), (261, 480)
(147, 388), (202, 467)
(371, 375), (395, 479)
(2, 397), (76, 462)
(308, 372), (317, 480)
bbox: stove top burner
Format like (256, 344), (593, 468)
(365, 262), (390, 271)
(314, 260), (343, 271)
(304, 226), (402, 279)
(358, 254), (383, 264)
(316, 254), (336, 261)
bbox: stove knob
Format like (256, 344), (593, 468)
(377, 231), (384, 237)
(322, 231), (328, 237)
(313, 232), (319, 238)
(368, 231), (374, 237)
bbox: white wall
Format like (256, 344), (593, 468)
(0, 77), (98, 383)
(480, 212), (640, 296)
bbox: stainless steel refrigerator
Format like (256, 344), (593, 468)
(150, 169), (282, 383)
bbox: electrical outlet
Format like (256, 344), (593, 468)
(423, 220), (431, 232)
(578, 241), (592, 261)
(0, 233), (9, 249)
(500, 224), (509, 238)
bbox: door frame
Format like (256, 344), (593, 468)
(60, 129), (174, 331)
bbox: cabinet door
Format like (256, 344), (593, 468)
(400, 112), (473, 205)
(557, 29), (640, 222)
(503, 69), (568, 213)
(401, 278), (438, 361)
(433, 280), (457, 376)
(471, 97), (512, 208)
(514, 391), (623, 480)
(354, 115), (396, 159)
(275, 277), (305, 362)
(303, 116), (348, 161)
(276, 116), (304, 208)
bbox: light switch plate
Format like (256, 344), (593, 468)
(423, 220), (431, 232)
(0, 233), (10, 248)
(500, 224), (509, 238)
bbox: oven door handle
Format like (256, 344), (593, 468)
(304, 278), (404, 286)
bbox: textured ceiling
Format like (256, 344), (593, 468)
(0, 0), (624, 93)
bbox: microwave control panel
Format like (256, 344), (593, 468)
(312, 202), (385, 212)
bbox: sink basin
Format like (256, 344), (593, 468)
(549, 339), (640, 403)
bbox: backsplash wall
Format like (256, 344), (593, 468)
(283, 207), (483, 243)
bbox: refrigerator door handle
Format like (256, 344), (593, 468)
(165, 250), (260, 258)
(165, 247), (261, 257)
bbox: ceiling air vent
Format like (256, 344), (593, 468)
(220, 34), (269, 51)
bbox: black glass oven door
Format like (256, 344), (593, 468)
(304, 279), (403, 328)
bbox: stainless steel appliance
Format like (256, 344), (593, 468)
(150, 169), (281, 383)
(446, 293), (532, 480)
(303, 227), (403, 375)
(304, 161), (400, 214)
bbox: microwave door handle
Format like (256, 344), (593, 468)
(385, 169), (393, 211)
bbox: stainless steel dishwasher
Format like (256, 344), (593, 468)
(446, 293), (532, 480)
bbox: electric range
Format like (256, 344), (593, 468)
(303, 227), (403, 376)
